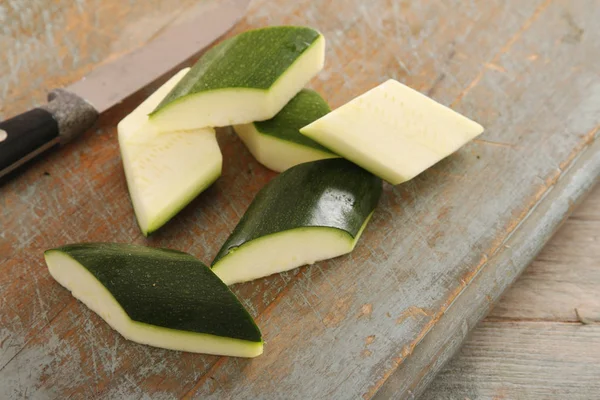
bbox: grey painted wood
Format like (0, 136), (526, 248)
(1, 0), (599, 398)
(421, 185), (600, 399)
(374, 120), (600, 400)
(488, 186), (600, 322)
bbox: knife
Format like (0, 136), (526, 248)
(0, 0), (250, 179)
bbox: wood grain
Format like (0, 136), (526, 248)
(489, 186), (600, 322)
(1, 0), (599, 399)
(0, 0), (201, 119)
(421, 185), (600, 399)
(422, 322), (600, 400)
(488, 187), (600, 322)
(372, 118), (600, 400)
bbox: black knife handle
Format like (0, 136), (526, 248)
(0, 108), (59, 176)
(0, 89), (99, 178)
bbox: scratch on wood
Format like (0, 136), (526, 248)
(363, 123), (598, 399)
(484, 63), (507, 73)
(451, 0), (553, 107)
(0, 297), (75, 373)
(4, 0), (600, 398)
(426, 73), (446, 97)
(457, 253), (486, 288)
(322, 293), (354, 328)
(255, 266), (309, 321)
(357, 303), (373, 319)
(396, 307), (433, 325)
(559, 125), (600, 171)
(179, 357), (227, 400)
(473, 139), (518, 149)
(179, 264), (314, 397)
(485, 165), (562, 258)
(296, 287), (327, 326)
(426, 169), (468, 181)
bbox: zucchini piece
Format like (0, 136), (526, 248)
(212, 159), (382, 285)
(118, 69), (222, 236)
(149, 26), (326, 132)
(300, 79), (484, 185)
(234, 89), (338, 172)
(45, 243), (263, 357)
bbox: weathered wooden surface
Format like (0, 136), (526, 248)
(1, 0), (599, 399)
(421, 185), (600, 399)
(489, 186), (600, 323)
(424, 322), (600, 399)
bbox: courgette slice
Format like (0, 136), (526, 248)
(212, 159), (382, 285)
(45, 243), (263, 357)
(149, 26), (326, 132)
(234, 89), (337, 172)
(300, 79), (484, 185)
(118, 69), (222, 236)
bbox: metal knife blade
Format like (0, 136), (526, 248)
(0, 0), (249, 179)
(68, 0), (250, 113)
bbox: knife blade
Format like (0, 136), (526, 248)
(0, 0), (250, 179)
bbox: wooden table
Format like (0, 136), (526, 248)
(423, 185), (600, 399)
(1, 0), (599, 398)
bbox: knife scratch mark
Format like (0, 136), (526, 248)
(451, 0), (553, 107)
(473, 139), (518, 149)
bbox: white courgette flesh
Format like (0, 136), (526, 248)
(300, 79), (484, 185)
(211, 159), (382, 285)
(118, 69), (222, 236)
(235, 123), (336, 172)
(234, 89), (337, 172)
(45, 251), (260, 357)
(148, 27), (326, 132)
(214, 222), (371, 286)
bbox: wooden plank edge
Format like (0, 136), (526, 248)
(372, 131), (600, 400)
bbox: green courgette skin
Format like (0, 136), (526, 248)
(152, 26), (321, 114)
(212, 159), (382, 264)
(253, 89), (333, 153)
(50, 243), (261, 342)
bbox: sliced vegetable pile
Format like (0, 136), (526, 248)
(44, 25), (484, 357)
(234, 89), (337, 172)
(149, 26), (326, 132)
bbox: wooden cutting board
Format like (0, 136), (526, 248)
(1, 0), (599, 398)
